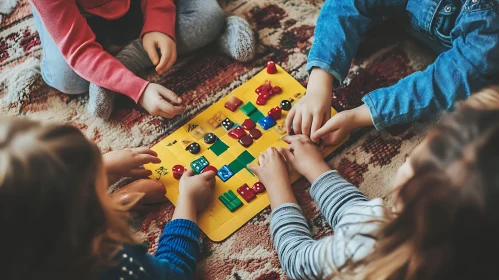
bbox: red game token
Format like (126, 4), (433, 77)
(249, 129), (262, 140)
(252, 182), (266, 193)
(268, 106), (282, 120)
(224, 96), (243, 112)
(239, 135), (253, 147)
(256, 96), (267, 105)
(266, 61), (277, 74)
(272, 86), (282, 94)
(201, 165), (218, 174)
(241, 119), (256, 130)
(237, 184), (256, 202)
(172, 165), (185, 180)
(228, 126), (246, 140)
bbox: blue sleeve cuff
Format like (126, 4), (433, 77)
(362, 93), (385, 131)
(162, 219), (201, 239)
(306, 59), (344, 89)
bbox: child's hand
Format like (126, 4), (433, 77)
(286, 68), (334, 140)
(248, 147), (296, 208)
(139, 83), (185, 118)
(142, 31), (177, 74)
(178, 169), (216, 213)
(313, 104), (373, 146)
(103, 147), (161, 177)
(280, 135), (331, 182)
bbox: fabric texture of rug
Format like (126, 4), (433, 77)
(1, 0), (437, 279)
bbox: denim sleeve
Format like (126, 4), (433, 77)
(306, 0), (407, 86)
(363, 10), (499, 130)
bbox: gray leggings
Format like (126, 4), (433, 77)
(32, 0), (225, 94)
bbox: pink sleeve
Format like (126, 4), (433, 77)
(31, 0), (149, 103)
(140, 0), (176, 40)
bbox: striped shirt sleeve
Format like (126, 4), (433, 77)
(270, 170), (384, 280)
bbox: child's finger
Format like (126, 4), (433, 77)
(143, 40), (160, 66)
(247, 164), (260, 175)
(313, 117), (339, 140)
(156, 44), (172, 74)
(182, 169), (194, 178)
(134, 147), (158, 157)
(200, 169), (217, 179)
(157, 86), (183, 105)
(129, 168), (153, 178)
(278, 147), (294, 162)
(293, 114), (302, 135)
(310, 115), (323, 143)
(156, 99), (184, 118)
(302, 114), (312, 137)
(136, 154), (161, 165)
(164, 51), (177, 73)
(285, 107), (296, 133)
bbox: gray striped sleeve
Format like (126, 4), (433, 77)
(270, 170), (383, 280)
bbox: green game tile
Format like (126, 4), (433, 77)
(209, 139), (229, 156)
(237, 151), (255, 166)
(190, 156), (209, 174)
(226, 190), (238, 200)
(240, 102), (257, 116)
(219, 190), (243, 212)
(228, 160), (244, 174)
(228, 199), (243, 212)
(218, 195), (231, 206)
(249, 110), (265, 123)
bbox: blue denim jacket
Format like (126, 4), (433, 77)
(307, 0), (499, 130)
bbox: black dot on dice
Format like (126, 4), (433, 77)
(280, 100), (292, 111)
(204, 133), (217, 144)
(187, 142), (201, 154)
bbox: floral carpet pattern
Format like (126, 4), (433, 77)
(0, 0), (435, 279)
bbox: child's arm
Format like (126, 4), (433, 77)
(152, 169), (216, 279)
(248, 139), (383, 279)
(360, 10), (499, 130)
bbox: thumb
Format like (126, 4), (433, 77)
(157, 86), (183, 105)
(143, 40), (159, 66)
(200, 169), (216, 180)
(182, 168), (194, 178)
(313, 117), (340, 142)
(278, 147), (294, 162)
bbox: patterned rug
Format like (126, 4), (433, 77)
(1, 0), (436, 279)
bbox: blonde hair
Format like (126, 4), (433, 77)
(0, 117), (137, 280)
(328, 87), (499, 280)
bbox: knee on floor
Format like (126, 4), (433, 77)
(40, 64), (88, 95)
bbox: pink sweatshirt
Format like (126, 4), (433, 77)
(31, 0), (176, 102)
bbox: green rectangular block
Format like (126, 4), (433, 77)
(228, 199), (243, 211)
(219, 190), (243, 212)
(209, 139), (229, 156)
(237, 151), (255, 165)
(226, 190), (237, 200)
(249, 110), (265, 123)
(240, 102), (257, 116)
(190, 156), (209, 174)
(218, 195), (230, 205)
(228, 160), (244, 174)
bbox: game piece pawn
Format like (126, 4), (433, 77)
(252, 182), (266, 193)
(249, 128), (262, 140)
(241, 119), (256, 130)
(258, 116), (276, 130)
(238, 135), (253, 147)
(268, 106), (282, 120)
(204, 133), (217, 144)
(266, 61), (277, 74)
(224, 96), (243, 112)
(280, 100), (292, 111)
(256, 96), (267, 105)
(172, 165), (185, 180)
(187, 142), (201, 154)
(201, 165), (218, 174)
(273, 86), (282, 94)
(228, 126), (246, 140)
(222, 118), (234, 131)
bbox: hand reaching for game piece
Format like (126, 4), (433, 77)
(286, 68), (333, 139)
(139, 83), (185, 118)
(142, 31), (177, 74)
(103, 147), (161, 178)
(280, 135), (331, 183)
(178, 169), (216, 213)
(248, 147), (296, 208)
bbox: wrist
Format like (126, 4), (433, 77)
(173, 194), (197, 223)
(346, 104), (373, 130)
(308, 68), (334, 97)
(303, 162), (331, 183)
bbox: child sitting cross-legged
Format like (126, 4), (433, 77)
(0, 117), (216, 280)
(249, 101), (499, 279)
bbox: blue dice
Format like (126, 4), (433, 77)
(217, 165), (234, 182)
(257, 116), (276, 130)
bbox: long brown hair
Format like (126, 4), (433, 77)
(338, 105), (499, 279)
(0, 117), (137, 280)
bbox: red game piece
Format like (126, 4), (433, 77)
(256, 96), (267, 105)
(201, 165), (218, 174)
(241, 119), (256, 130)
(237, 184), (256, 202)
(272, 86), (282, 94)
(228, 126), (246, 140)
(260, 92), (270, 100)
(255, 82), (272, 95)
(249, 128), (262, 140)
(239, 135), (253, 147)
(252, 182), (266, 193)
(268, 106), (282, 120)
(172, 165), (185, 180)
(224, 96), (243, 112)
(266, 61), (277, 74)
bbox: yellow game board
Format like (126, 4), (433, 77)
(144, 65), (347, 241)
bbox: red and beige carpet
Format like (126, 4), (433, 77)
(1, 0), (435, 279)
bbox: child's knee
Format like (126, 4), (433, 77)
(40, 62), (88, 95)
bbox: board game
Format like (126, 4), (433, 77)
(144, 63), (348, 241)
